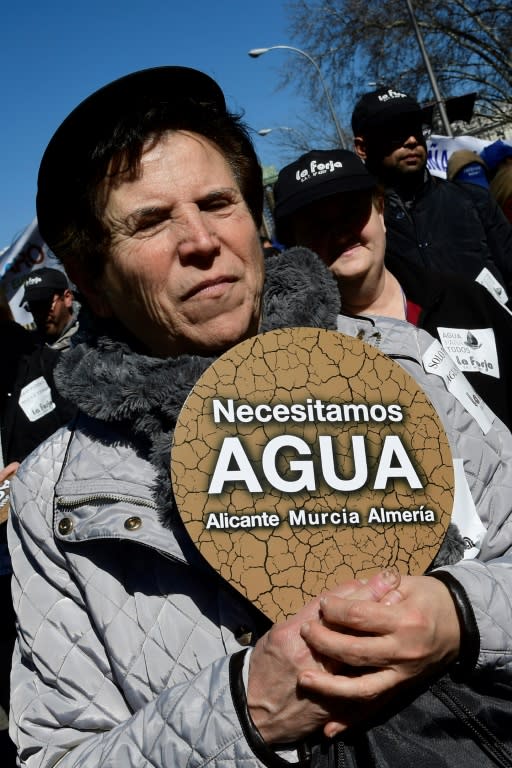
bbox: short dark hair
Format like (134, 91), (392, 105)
(37, 68), (263, 279)
(56, 107), (262, 279)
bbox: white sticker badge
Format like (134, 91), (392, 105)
(475, 267), (509, 307)
(422, 340), (494, 434)
(438, 327), (499, 379)
(451, 458), (486, 559)
(18, 376), (56, 422)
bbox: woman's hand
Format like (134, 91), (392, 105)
(298, 574), (461, 737)
(0, 461), (20, 524)
(247, 569), (402, 744)
(0, 462), (20, 484)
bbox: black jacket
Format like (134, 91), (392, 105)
(1, 321), (76, 466)
(388, 260), (512, 431)
(1, 321), (76, 567)
(384, 173), (512, 293)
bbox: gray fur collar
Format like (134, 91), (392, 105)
(56, 247), (340, 434)
(55, 246), (462, 568)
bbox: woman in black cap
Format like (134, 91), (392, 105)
(274, 148), (512, 432)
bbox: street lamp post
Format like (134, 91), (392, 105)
(248, 45), (347, 149)
(404, 0), (453, 137)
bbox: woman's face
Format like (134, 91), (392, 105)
(90, 130), (264, 357)
(288, 192), (386, 283)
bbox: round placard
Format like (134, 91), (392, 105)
(171, 328), (454, 622)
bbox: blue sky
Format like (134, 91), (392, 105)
(0, 1), (317, 249)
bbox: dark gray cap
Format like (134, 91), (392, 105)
(274, 149), (377, 221)
(351, 87), (430, 136)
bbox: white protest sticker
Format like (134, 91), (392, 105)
(438, 327), (499, 379)
(422, 339), (494, 434)
(451, 458), (486, 559)
(18, 376), (56, 422)
(0, 478), (10, 526)
(475, 267), (509, 307)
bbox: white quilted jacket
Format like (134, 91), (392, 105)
(9, 417), (273, 768)
(337, 313), (512, 672)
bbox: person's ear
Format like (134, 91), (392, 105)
(373, 192), (385, 215)
(62, 288), (74, 309)
(379, 208), (386, 235)
(64, 262), (113, 318)
(354, 137), (367, 161)
(372, 193), (386, 233)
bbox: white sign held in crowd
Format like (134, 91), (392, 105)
(0, 219), (66, 326)
(427, 135), (489, 179)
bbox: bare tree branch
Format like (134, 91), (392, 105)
(272, 0), (511, 151)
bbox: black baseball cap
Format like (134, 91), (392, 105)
(351, 87), (431, 137)
(20, 267), (69, 306)
(36, 66), (227, 254)
(274, 149), (377, 221)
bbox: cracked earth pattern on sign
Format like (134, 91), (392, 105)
(171, 328), (454, 622)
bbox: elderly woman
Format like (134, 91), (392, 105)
(7, 70), (512, 768)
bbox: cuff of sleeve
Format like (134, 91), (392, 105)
(229, 650), (310, 768)
(430, 570), (480, 679)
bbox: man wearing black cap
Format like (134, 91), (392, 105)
(20, 266), (78, 350)
(351, 87), (512, 296)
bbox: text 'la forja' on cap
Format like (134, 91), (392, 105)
(273, 149), (377, 221)
(36, 66), (227, 254)
(20, 267), (69, 306)
(351, 87), (430, 137)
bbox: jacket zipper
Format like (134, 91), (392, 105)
(329, 740), (345, 768)
(55, 492), (189, 565)
(56, 493), (157, 509)
(432, 682), (512, 767)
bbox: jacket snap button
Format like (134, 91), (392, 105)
(58, 517), (73, 535)
(124, 516), (142, 531)
(235, 625), (253, 646)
